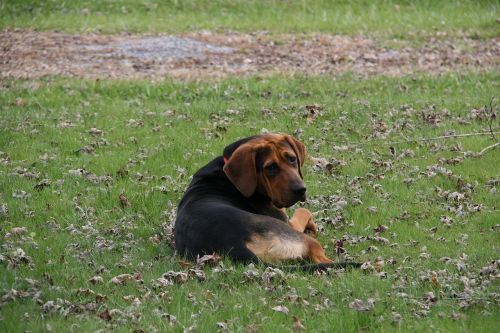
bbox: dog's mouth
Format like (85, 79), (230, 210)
(274, 192), (306, 208)
(293, 193), (307, 206)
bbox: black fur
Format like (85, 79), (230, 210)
(174, 136), (292, 262)
(174, 136), (362, 271)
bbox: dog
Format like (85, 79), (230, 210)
(174, 133), (333, 265)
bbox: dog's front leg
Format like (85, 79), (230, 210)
(289, 208), (318, 237)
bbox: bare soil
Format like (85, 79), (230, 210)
(1, 30), (498, 80)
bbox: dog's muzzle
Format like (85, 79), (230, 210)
(292, 184), (307, 202)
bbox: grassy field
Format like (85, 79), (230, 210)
(1, 0), (499, 37)
(1, 74), (499, 332)
(1, 0), (499, 332)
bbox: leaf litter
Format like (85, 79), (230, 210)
(1, 30), (498, 80)
(0, 40), (499, 331)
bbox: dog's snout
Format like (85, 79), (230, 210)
(293, 185), (306, 196)
(292, 183), (307, 202)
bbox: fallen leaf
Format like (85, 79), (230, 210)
(162, 271), (188, 284)
(374, 224), (388, 234)
(196, 253), (221, 267)
(391, 312), (402, 324)
(161, 313), (177, 324)
(177, 259), (192, 269)
(431, 274), (441, 288)
(88, 128), (103, 136)
(349, 298), (375, 311)
(292, 316), (305, 331)
(374, 256), (385, 272)
(360, 261), (374, 272)
(119, 194), (130, 208)
(95, 293), (107, 303)
(99, 309), (112, 321)
(422, 291), (437, 304)
(272, 305), (289, 314)
(89, 276), (104, 285)
(12, 190), (31, 200)
(109, 274), (132, 285)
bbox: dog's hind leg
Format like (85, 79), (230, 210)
(303, 235), (333, 264)
(289, 208), (318, 237)
(227, 246), (260, 264)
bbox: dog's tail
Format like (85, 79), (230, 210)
(275, 262), (362, 273)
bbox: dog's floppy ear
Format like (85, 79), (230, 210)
(284, 135), (306, 178)
(223, 143), (257, 197)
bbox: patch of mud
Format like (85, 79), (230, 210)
(84, 36), (234, 61)
(0, 30), (498, 80)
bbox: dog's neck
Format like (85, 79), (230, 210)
(247, 192), (288, 222)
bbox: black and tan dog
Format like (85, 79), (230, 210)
(174, 133), (333, 265)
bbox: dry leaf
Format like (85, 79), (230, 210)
(89, 276), (104, 285)
(349, 298), (375, 311)
(99, 309), (112, 321)
(292, 316), (305, 331)
(109, 274), (132, 285)
(196, 253), (221, 267)
(272, 305), (289, 314)
(88, 128), (103, 136)
(119, 194), (130, 208)
(391, 312), (402, 324)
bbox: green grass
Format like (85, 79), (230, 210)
(1, 0), (499, 37)
(1, 73), (499, 332)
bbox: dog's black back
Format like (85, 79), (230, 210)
(174, 136), (284, 262)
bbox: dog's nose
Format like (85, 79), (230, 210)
(293, 185), (306, 196)
(292, 184), (307, 201)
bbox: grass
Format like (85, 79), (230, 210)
(1, 0), (499, 38)
(1, 0), (499, 331)
(0, 73), (499, 332)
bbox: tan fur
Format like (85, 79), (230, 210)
(224, 134), (332, 264)
(304, 236), (333, 264)
(289, 207), (318, 236)
(246, 235), (307, 264)
(224, 134), (305, 208)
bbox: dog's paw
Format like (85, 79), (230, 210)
(305, 217), (318, 238)
(292, 208), (318, 237)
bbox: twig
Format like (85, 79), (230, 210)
(478, 142), (500, 156)
(390, 131), (500, 145)
(346, 131), (500, 147)
(276, 262), (362, 273)
(335, 104), (500, 158)
(487, 98), (498, 143)
(464, 99), (499, 157)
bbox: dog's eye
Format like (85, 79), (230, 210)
(287, 155), (297, 164)
(266, 163), (278, 172)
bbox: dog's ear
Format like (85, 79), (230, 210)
(284, 135), (306, 178)
(223, 143), (257, 197)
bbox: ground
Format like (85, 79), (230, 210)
(1, 30), (498, 80)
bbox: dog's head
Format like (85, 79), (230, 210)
(223, 133), (306, 208)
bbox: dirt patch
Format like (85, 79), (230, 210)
(1, 30), (498, 80)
